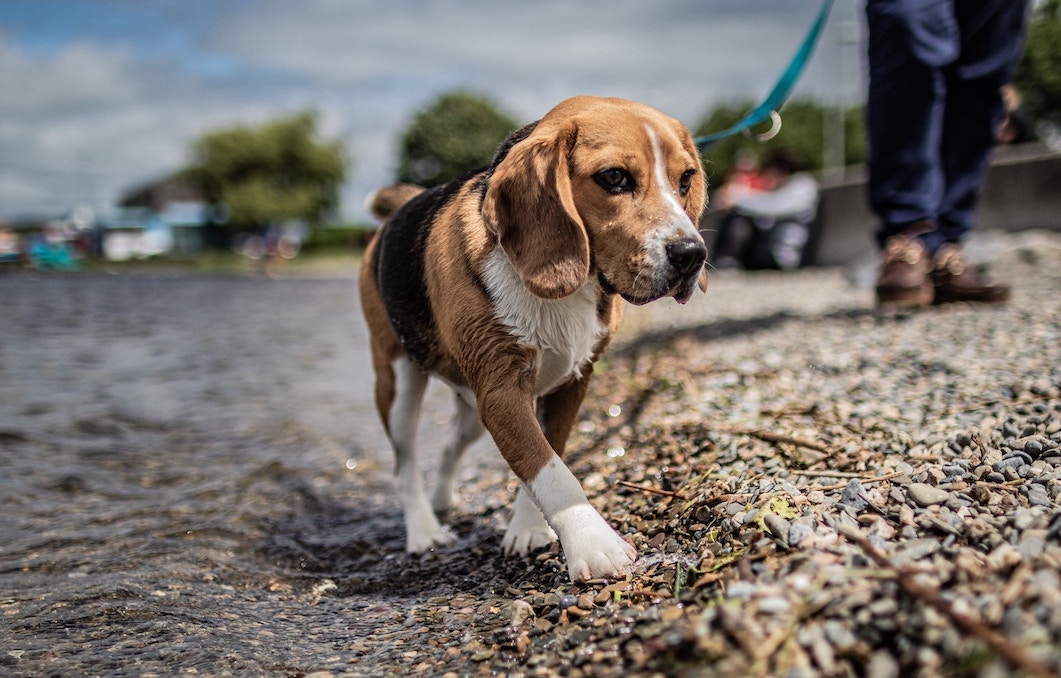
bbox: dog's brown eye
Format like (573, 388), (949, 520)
(679, 169), (696, 196)
(594, 168), (634, 194)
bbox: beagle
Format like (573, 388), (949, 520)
(360, 96), (708, 582)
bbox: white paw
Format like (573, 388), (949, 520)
(404, 510), (455, 553)
(554, 506), (637, 582)
(502, 486), (558, 554)
(502, 522), (558, 555)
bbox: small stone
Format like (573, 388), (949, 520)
(994, 454), (1031, 472)
(577, 592), (595, 611)
(839, 478), (870, 511)
(823, 620), (858, 650)
(509, 599), (534, 627)
(866, 649), (901, 678)
(1027, 485), (1052, 507)
(1024, 439), (1045, 458)
(907, 483), (949, 507)
(757, 596), (791, 615)
(726, 581), (756, 600)
(1019, 530), (1047, 559)
(788, 523), (814, 547)
(893, 538), (940, 566)
(763, 513), (791, 542)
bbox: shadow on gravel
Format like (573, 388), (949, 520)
(616, 307), (876, 359)
(255, 478), (547, 599)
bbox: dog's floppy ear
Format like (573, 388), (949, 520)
(482, 124), (590, 299)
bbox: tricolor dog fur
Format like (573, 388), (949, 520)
(360, 96), (708, 582)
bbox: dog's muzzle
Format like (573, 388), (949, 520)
(667, 238), (708, 304)
(599, 236), (708, 305)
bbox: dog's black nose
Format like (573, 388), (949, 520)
(666, 238), (708, 275)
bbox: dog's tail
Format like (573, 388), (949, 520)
(365, 184), (426, 222)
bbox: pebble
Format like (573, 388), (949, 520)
(906, 483), (950, 507)
(763, 513), (791, 542)
(788, 523), (815, 547)
(839, 478), (870, 511)
(1027, 485), (1052, 507)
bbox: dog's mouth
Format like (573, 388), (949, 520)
(598, 267), (704, 306)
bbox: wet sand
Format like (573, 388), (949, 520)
(0, 272), (511, 675)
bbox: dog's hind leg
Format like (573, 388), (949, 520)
(390, 356), (455, 552)
(432, 388), (484, 514)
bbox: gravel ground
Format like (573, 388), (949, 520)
(1, 230), (1059, 677)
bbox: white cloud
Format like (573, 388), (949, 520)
(0, 0), (863, 221)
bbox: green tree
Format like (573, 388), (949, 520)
(397, 91), (519, 187)
(1015, 0), (1061, 128)
(694, 98), (866, 183)
(187, 110), (347, 234)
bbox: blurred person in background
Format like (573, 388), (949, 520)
(995, 83), (1038, 146)
(711, 147), (819, 271)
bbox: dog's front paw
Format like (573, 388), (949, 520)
(502, 522), (558, 555)
(563, 529), (636, 582)
(502, 489), (557, 554)
(555, 505), (637, 582)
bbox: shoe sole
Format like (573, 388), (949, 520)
(932, 289), (1011, 305)
(876, 284), (933, 309)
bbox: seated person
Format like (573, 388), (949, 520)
(712, 147), (819, 271)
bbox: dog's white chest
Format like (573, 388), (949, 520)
(482, 248), (605, 396)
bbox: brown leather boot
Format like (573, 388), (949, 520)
(931, 243), (1010, 305)
(875, 235), (933, 308)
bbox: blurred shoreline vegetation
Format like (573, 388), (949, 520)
(1016, 0), (1061, 137)
(397, 91), (520, 187)
(185, 109), (348, 238)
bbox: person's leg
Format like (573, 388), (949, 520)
(936, 0), (1030, 243)
(866, 0), (959, 250)
(926, 0), (1028, 305)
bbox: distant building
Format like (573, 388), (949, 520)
(119, 173), (204, 212)
(112, 173), (214, 258)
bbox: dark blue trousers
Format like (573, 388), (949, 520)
(866, 0), (1029, 253)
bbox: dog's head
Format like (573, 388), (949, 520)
(482, 95), (708, 304)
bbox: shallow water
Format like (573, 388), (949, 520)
(0, 273), (513, 675)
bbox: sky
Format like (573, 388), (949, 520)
(0, 0), (864, 223)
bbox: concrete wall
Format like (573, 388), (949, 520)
(703, 145), (1061, 267)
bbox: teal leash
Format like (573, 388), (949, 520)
(694, 0), (836, 152)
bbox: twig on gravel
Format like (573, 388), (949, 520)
(839, 525), (1058, 678)
(617, 480), (685, 499)
(800, 471), (907, 491)
(721, 427), (834, 454)
(796, 470), (871, 478)
(941, 393), (1054, 416)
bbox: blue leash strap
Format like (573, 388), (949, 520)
(694, 0), (835, 152)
